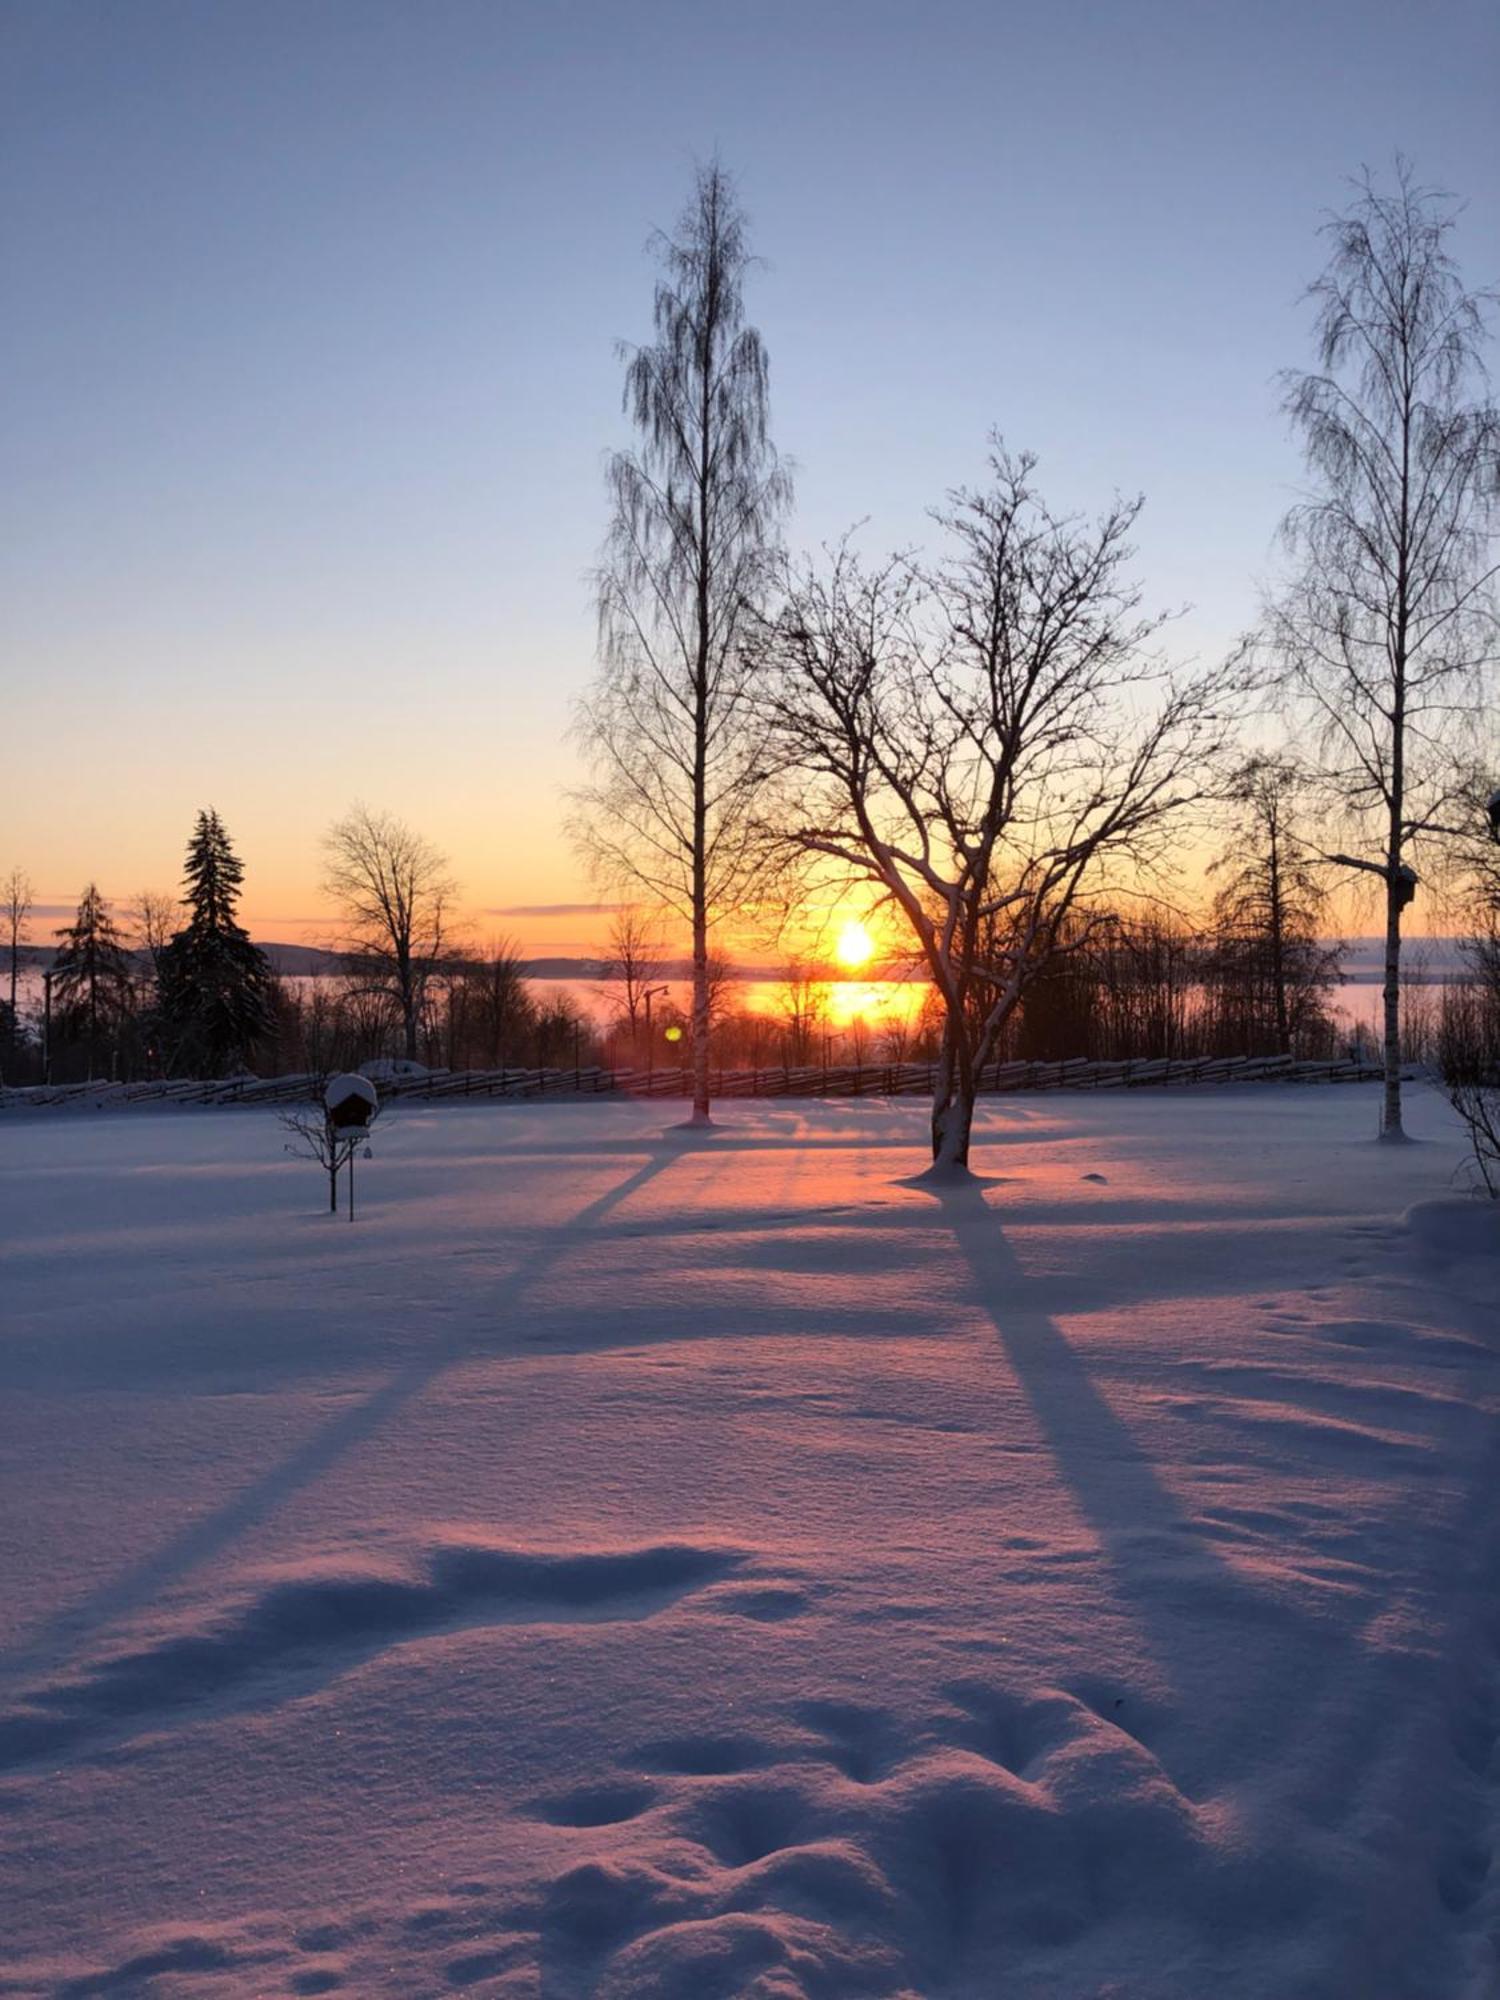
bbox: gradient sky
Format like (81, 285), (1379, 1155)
(3, 0), (1496, 954)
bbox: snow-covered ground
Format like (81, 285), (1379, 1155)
(2, 1089), (1498, 1998)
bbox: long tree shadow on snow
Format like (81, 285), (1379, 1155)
(923, 1176), (1308, 1722)
(0, 1142), (690, 1693)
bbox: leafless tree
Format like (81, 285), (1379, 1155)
(597, 906), (666, 1052)
(1271, 162), (1500, 1137)
(758, 447), (1237, 1170)
(4, 867), (32, 1024)
(127, 890), (177, 976)
(323, 805), (458, 1063)
(1204, 758), (1343, 1056)
(1435, 925), (1500, 1198)
(281, 1097), (381, 1217)
(572, 161), (791, 1126)
(773, 959), (830, 1067)
(450, 937), (535, 1069)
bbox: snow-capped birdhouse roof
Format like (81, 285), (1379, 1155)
(324, 1073), (379, 1115)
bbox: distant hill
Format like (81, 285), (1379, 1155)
(259, 942), (342, 975)
(10, 938), (1477, 985)
(1337, 937), (1469, 984)
(249, 936), (1489, 987)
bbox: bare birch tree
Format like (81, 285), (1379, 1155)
(597, 906), (666, 1053)
(774, 960), (830, 1067)
(1204, 758), (1342, 1057)
(323, 805), (457, 1063)
(573, 162), (790, 1125)
(1272, 162), (1500, 1138)
(4, 868), (32, 1025)
(128, 890), (177, 978)
(758, 447), (1236, 1170)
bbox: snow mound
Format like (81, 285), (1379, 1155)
(515, 1676), (1235, 1996)
(1400, 1197), (1500, 1306)
(1401, 1196), (1500, 1262)
(0, 1539), (745, 1772)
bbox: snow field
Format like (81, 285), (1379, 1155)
(1, 1089), (1498, 1997)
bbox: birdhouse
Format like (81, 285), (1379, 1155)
(1394, 863), (1418, 910)
(1487, 787), (1500, 842)
(325, 1073), (378, 1135)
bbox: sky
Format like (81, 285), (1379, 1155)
(2, 0), (1497, 958)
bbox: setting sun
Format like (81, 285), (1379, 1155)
(835, 919), (876, 970)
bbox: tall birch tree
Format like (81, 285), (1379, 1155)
(573, 163), (790, 1125)
(1273, 163), (1500, 1138)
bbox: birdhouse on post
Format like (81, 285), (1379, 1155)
(325, 1073), (378, 1136)
(321, 1075), (379, 1221)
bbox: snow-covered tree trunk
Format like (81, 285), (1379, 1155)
(929, 1038), (976, 1172)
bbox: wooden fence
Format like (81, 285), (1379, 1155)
(1, 1052), (1418, 1114)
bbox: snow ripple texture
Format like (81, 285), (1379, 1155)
(1, 1090), (1498, 1998)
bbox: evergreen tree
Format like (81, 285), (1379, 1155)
(157, 810), (272, 1075)
(52, 885), (135, 1076)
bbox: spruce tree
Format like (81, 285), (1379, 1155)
(52, 885), (135, 1077)
(158, 810), (272, 1075)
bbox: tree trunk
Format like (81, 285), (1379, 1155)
(1381, 643), (1407, 1138)
(1380, 872), (1404, 1139)
(690, 946), (710, 1123)
(929, 1018), (976, 1170)
(1268, 825), (1290, 1058)
(689, 324), (713, 1128)
(1381, 374), (1411, 1141)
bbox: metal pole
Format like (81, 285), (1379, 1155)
(642, 985), (668, 1088)
(42, 971), (52, 1084)
(348, 1141), (354, 1222)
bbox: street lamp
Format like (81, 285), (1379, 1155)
(642, 984), (669, 1082)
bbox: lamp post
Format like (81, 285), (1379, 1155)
(642, 984), (668, 1083)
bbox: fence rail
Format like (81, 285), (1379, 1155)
(1, 1052), (1421, 1114)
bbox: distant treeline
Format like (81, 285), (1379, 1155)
(0, 887), (1404, 1085)
(3, 795), (1494, 1088)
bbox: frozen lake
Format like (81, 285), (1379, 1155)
(2, 1090), (1498, 1994)
(7, 936), (1475, 1046)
